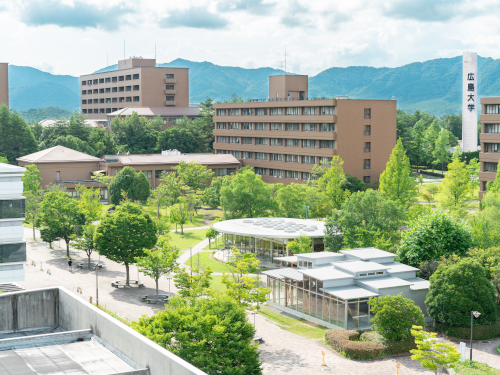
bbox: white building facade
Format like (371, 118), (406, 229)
(462, 52), (479, 152)
(0, 163), (26, 282)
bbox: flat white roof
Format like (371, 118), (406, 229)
(357, 276), (413, 290)
(340, 248), (396, 261)
(0, 163), (26, 174)
(212, 217), (325, 239)
(334, 261), (389, 274)
(297, 252), (344, 259)
(384, 262), (419, 273)
(406, 278), (430, 290)
(299, 267), (353, 281)
(321, 286), (379, 300)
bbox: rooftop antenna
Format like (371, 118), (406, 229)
(277, 61), (285, 75)
(285, 48), (287, 75)
(347, 70), (349, 97)
(124, 40), (125, 59)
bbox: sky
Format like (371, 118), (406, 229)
(0, 0), (499, 77)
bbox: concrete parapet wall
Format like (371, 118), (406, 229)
(0, 329), (92, 350)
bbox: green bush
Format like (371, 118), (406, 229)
(325, 329), (415, 360)
(434, 321), (500, 340)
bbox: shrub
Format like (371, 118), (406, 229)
(426, 259), (497, 327)
(369, 293), (425, 341)
(434, 321), (500, 340)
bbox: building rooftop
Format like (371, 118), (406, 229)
(16, 146), (102, 164)
(406, 278), (431, 290)
(357, 276), (413, 290)
(297, 252), (344, 259)
(105, 153), (239, 166)
(38, 119), (103, 128)
(320, 285), (379, 300)
(0, 163), (26, 174)
(299, 267), (353, 281)
(107, 107), (201, 117)
(340, 248), (396, 262)
(334, 261), (389, 274)
(384, 262), (419, 274)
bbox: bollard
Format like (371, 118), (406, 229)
(47, 269), (51, 275)
(77, 286), (82, 294)
(90, 297), (93, 304)
(396, 362), (401, 375)
(40, 262), (43, 271)
(321, 351), (326, 366)
(32, 260), (36, 267)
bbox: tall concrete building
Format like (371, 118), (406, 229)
(0, 62), (8, 107)
(462, 52), (478, 152)
(80, 57), (189, 119)
(479, 97), (500, 200)
(0, 163), (26, 283)
(213, 75), (397, 184)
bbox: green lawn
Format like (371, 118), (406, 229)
(170, 229), (206, 250)
(258, 306), (329, 340)
(184, 251), (237, 273)
(209, 275), (227, 292)
(455, 360), (500, 374)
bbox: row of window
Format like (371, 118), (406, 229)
(82, 86), (140, 94)
(218, 150), (333, 164)
(216, 137), (335, 148)
(486, 105), (500, 114)
(216, 106), (336, 116)
(485, 124), (500, 133)
(82, 74), (140, 85)
(83, 108), (120, 114)
(485, 162), (498, 172)
(217, 122), (335, 132)
(485, 143), (500, 152)
(82, 97), (140, 105)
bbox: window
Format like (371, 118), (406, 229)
(119, 87), (125, 92)
(302, 155), (316, 164)
(229, 151), (240, 158)
(270, 169), (283, 178)
(286, 107), (300, 115)
(213, 168), (236, 176)
(106, 98), (111, 103)
(228, 122), (239, 129)
(229, 137), (240, 143)
(242, 108), (253, 116)
(133, 85), (139, 90)
(255, 123), (267, 130)
(270, 108), (283, 115)
(82, 100), (87, 104)
(142, 170), (152, 179)
(303, 123), (318, 131)
(93, 109), (98, 113)
(169, 118), (180, 124)
(217, 122), (227, 129)
(82, 109), (87, 114)
(82, 81), (87, 85)
(286, 170), (300, 179)
(87, 80), (92, 85)
(486, 105), (500, 114)
(217, 136), (227, 143)
(218, 150), (227, 154)
(100, 108), (105, 113)
(486, 124), (500, 133)
(99, 98), (104, 103)
(217, 109), (227, 116)
(256, 137), (268, 145)
(118, 76), (124, 81)
(112, 77), (117, 82)
(321, 123), (335, 131)
(0, 243), (26, 264)
(303, 107), (317, 115)
(256, 108), (267, 116)
(126, 97), (132, 102)
(165, 85), (174, 90)
(302, 172), (312, 181)
(485, 162), (498, 172)
(303, 139), (317, 148)
(106, 108), (111, 113)
(93, 79), (98, 84)
(0, 199), (25, 219)
(106, 88), (111, 93)
(256, 152), (268, 160)
(126, 75), (131, 80)
(286, 154), (299, 163)
(363, 176), (370, 184)
(320, 140), (335, 149)
(286, 139), (299, 147)
(93, 89), (98, 94)
(126, 86), (132, 91)
(228, 109), (240, 116)
(105, 78), (111, 83)
(255, 167), (268, 175)
(99, 89), (104, 93)
(166, 74), (174, 79)
(271, 153), (283, 161)
(166, 96), (174, 101)
(82, 90), (87, 95)
(485, 143), (500, 152)
(364, 125), (371, 135)
(286, 123), (299, 131)
(242, 137), (253, 144)
(93, 99), (98, 103)
(112, 98), (118, 103)
(242, 123), (253, 130)
(364, 142), (371, 152)
(320, 157), (332, 165)
(155, 170), (167, 178)
(112, 108), (117, 111)
(270, 123), (283, 130)
(270, 138), (283, 146)
(321, 106), (335, 115)
(243, 152), (253, 159)
(133, 96), (140, 102)
(112, 87), (118, 92)
(364, 108), (371, 119)
(364, 159), (371, 169)
(99, 78), (104, 83)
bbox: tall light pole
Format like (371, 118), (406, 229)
(167, 276), (172, 296)
(470, 311), (481, 363)
(304, 205), (309, 220)
(95, 263), (99, 307)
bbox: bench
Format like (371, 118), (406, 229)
(145, 298), (169, 304)
(111, 280), (145, 288)
(76, 261), (103, 269)
(253, 335), (263, 343)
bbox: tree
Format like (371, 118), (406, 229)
(410, 119), (426, 167)
(203, 175), (233, 209)
(50, 135), (96, 156)
(441, 113), (462, 139)
(0, 156), (7, 163)
(88, 127), (117, 156)
(94, 202), (157, 285)
(324, 189), (405, 252)
(410, 326), (461, 374)
(40, 226), (58, 248)
(110, 112), (159, 154)
(75, 184), (101, 222)
(368, 293), (424, 341)
(432, 129), (451, 173)
(0, 105), (39, 163)
(173, 161), (213, 192)
(22, 164), (43, 239)
(469, 206), (500, 250)
(174, 267), (213, 298)
(379, 139), (417, 208)
(135, 235), (179, 300)
(205, 227), (219, 249)
(486, 161), (500, 194)
(191, 97), (215, 152)
(72, 224), (97, 269)
(397, 210), (473, 267)
(222, 247), (270, 308)
(147, 184), (169, 217)
(286, 233), (313, 254)
(169, 197), (189, 234)
(40, 191), (86, 257)
(131, 293), (261, 375)
(22, 164), (42, 194)
(467, 247), (500, 304)
(159, 172), (181, 206)
(318, 155), (349, 209)
(67, 111), (91, 142)
(439, 147), (474, 209)
(108, 166), (151, 205)
(220, 168), (273, 218)
(156, 126), (198, 154)
(426, 259), (497, 327)
(424, 119), (441, 167)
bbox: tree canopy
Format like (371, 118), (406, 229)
(108, 166), (151, 205)
(0, 104), (38, 163)
(156, 126), (198, 154)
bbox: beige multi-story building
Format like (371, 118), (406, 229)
(213, 75), (397, 184)
(0, 62), (8, 107)
(479, 97), (500, 200)
(80, 57), (189, 119)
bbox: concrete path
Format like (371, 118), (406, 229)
(170, 225), (209, 232)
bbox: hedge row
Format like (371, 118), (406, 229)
(434, 321), (500, 340)
(325, 329), (415, 360)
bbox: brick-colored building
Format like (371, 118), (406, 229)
(0, 62), (8, 107)
(479, 97), (500, 200)
(107, 106), (200, 130)
(80, 57), (189, 119)
(213, 75), (397, 184)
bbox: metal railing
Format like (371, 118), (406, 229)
(56, 180), (100, 185)
(248, 97), (335, 103)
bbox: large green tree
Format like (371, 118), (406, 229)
(410, 119), (426, 167)
(0, 104), (38, 163)
(95, 202), (157, 285)
(22, 164), (43, 239)
(75, 184), (101, 222)
(318, 155), (349, 209)
(108, 166), (151, 205)
(40, 191), (86, 257)
(156, 127), (198, 154)
(110, 112), (160, 154)
(432, 129), (451, 173)
(439, 147), (476, 209)
(173, 161), (213, 192)
(379, 139), (417, 208)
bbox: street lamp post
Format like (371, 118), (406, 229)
(304, 205), (309, 220)
(470, 311), (481, 363)
(95, 263), (99, 307)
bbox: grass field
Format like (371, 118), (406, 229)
(209, 275), (227, 292)
(170, 229), (206, 250)
(455, 360), (500, 374)
(184, 251), (237, 273)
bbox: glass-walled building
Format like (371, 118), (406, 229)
(263, 248), (431, 330)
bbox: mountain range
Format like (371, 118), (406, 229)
(9, 56), (500, 117)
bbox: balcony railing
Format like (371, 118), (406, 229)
(364, 148), (371, 153)
(56, 180), (100, 185)
(247, 97), (335, 103)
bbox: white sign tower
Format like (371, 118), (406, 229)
(462, 52), (478, 152)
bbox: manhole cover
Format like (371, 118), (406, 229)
(481, 340), (492, 344)
(321, 368), (333, 372)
